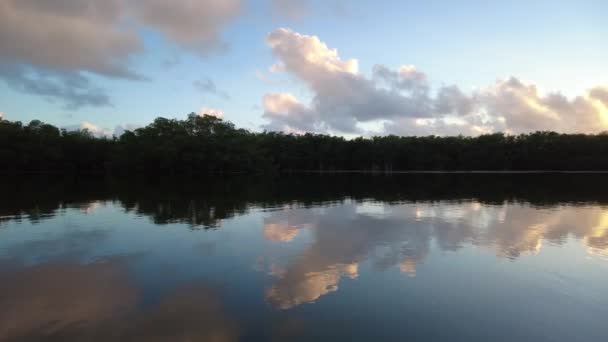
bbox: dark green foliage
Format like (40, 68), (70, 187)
(3, 113), (608, 174)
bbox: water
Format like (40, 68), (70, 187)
(1, 175), (608, 341)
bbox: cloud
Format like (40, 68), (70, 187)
(0, 0), (241, 108)
(272, 0), (310, 19)
(263, 93), (318, 133)
(0, 0), (142, 78)
(271, 0), (350, 20)
(262, 28), (608, 135)
(198, 107), (225, 118)
(480, 78), (608, 134)
(113, 123), (142, 137)
(263, 28), (446, 134)
(161, 55), (181, 69)
(194, 78), (231, 100)
(62, 121), (112, 138)
(0, 0), (242, 74)
(128, 0), (241, 55)
(0, 64), (112, 109)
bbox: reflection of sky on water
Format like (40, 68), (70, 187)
(0, 258), (239, 341)
(260, 201), (608, 309)
(1, 199), (608, 340)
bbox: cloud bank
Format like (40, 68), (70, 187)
(0, 0), (241, 109)
(263, 28), (608, 136)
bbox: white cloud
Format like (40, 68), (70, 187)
(263, 28), (451, 134)
(62, 121), (112, 138)
(262, 93), (318, 133)
(262, 28), (608, 136)
(481, 78), (608, 133)
(198, 107), (225, 119)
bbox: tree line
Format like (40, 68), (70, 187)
(2, 113), (608, 174)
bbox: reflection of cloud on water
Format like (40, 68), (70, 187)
(262, 209), (316, 243)
(0, 259), (239, 341)
(78, 200), (106, 214)
(267, 263), (359, 310)
(264, 223), (300, 242)
(263, 203), (432, 309)
(261, 201), (608, 309)
(399, 258), (418, 277)
(0, 229), (110, 267)
(122, 286), (239, 342)
(586, 211), (608, 255)
(0, 258), (137, 341)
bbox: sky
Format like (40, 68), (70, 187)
(1, 0), (607, 137)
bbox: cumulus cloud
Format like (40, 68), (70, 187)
(0, 0), (241, 108)
(481, 78), (608, 134)
(263, 93), (318, 133)
(198, 107), (225, 118)
(62, 121), (112, 138)
(194, 78), (231, 100)
(263, 28), (451, 134)
(262, 28), (608, 136)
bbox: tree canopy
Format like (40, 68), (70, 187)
(2, 113), (608, 174)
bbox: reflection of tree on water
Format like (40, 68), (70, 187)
(5, 173), (608, 228)
(2, 175), (608, 313)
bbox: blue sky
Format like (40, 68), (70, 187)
(1, 0), (607, 136)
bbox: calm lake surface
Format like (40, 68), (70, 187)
(1, 174), (608, 341)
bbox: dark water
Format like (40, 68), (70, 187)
(1, 174), (608, 341)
